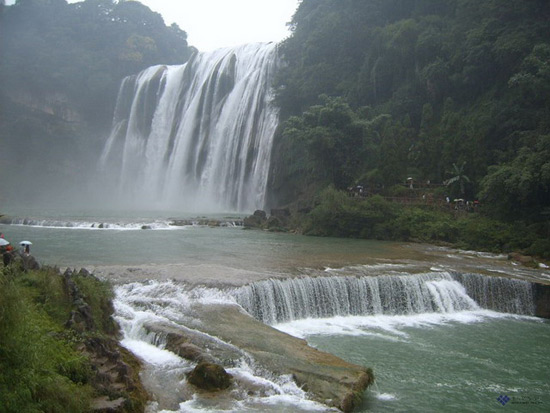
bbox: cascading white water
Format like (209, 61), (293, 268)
(233, 272), (536, 325)
(100, 43), (280, 212)
(113, 280), (333, 412)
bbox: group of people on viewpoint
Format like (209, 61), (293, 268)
(1, 233), (31, 267)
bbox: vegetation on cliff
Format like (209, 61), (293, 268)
(0, 264), (147, 412)
(0, 0), (192, 125)
(0, 0), (194, 206)
(270, 0), (550, 258)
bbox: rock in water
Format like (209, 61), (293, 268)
(187, 362), (233, 391)
(243, 210), (268, 228)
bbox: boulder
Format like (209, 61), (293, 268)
(187, 362), (233, 391)
(9, 252), (41, 271)
(253, 210), (267, 219)
(22, 253), (40, 270)
(243, 210), (267, 228)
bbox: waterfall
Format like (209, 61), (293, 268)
(232, 272), (535, 325)
(100, 43), (280, 212)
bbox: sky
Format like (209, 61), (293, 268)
(138, 0), (300, 51)
(6, 0), (300, 52)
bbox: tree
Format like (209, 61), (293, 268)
(479, 135), (550, 220)
(444, 162), (471, 197)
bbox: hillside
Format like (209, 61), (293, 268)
(268, 0), (550, 258)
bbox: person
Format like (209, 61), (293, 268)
(3, 251), (13, 266)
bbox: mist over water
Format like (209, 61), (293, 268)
(98, 43), (280, 213)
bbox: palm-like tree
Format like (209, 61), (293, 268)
(444, 162), (470, 196)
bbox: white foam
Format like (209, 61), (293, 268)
(250, 394), (330, 411)
(375, 392), (398, 401)
(458, 249), (508, 260)
(7, 218), (186, 231)
(274, 310), (526, 340)
(120, 338), (183, 366)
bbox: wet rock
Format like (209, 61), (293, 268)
(143, 321), (243, 365)
(508, 252), (538, 268)
(191, 303), (374, 412)
(23, 253), (41, 270)
(83, 336), (148, 411)
(7, 252), (41, 271)
(253, 210), (267, 220)
(244, 210), (267, 228)
(187, 362), (233, 391)
(172, 342), (210, 363)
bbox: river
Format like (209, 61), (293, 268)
(1, 210), (549, 412)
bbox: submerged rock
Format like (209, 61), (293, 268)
(187, 362), (233, 391)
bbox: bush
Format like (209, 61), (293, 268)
(305, 188), (398, 238)
(528, 239), (550, 259)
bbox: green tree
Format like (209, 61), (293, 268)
(444, 162), (471, 197)
(479, 134), (550, 220)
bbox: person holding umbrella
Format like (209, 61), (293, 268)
(1, 238), (14, 266)
(20, 240), (32, 255)
(0, 237), (10, 251)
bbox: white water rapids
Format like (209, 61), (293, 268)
(111, 269), (538, 412)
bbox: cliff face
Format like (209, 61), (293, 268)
(0, 91), (101, 207)
(7, 91), (84, 124)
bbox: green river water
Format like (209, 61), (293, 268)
(1, 211), (549, 412)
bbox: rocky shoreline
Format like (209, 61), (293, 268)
(60, 267), (150, 412)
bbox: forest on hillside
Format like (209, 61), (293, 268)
(269, 0), (550, 257)
(0, 0), (192, 124)
(0, 0), (193, 205)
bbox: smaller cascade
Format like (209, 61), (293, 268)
(452, 272), (535, 315)
(232, 272), (536, 325)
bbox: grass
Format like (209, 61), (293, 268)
(0, 266), (110, 412)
